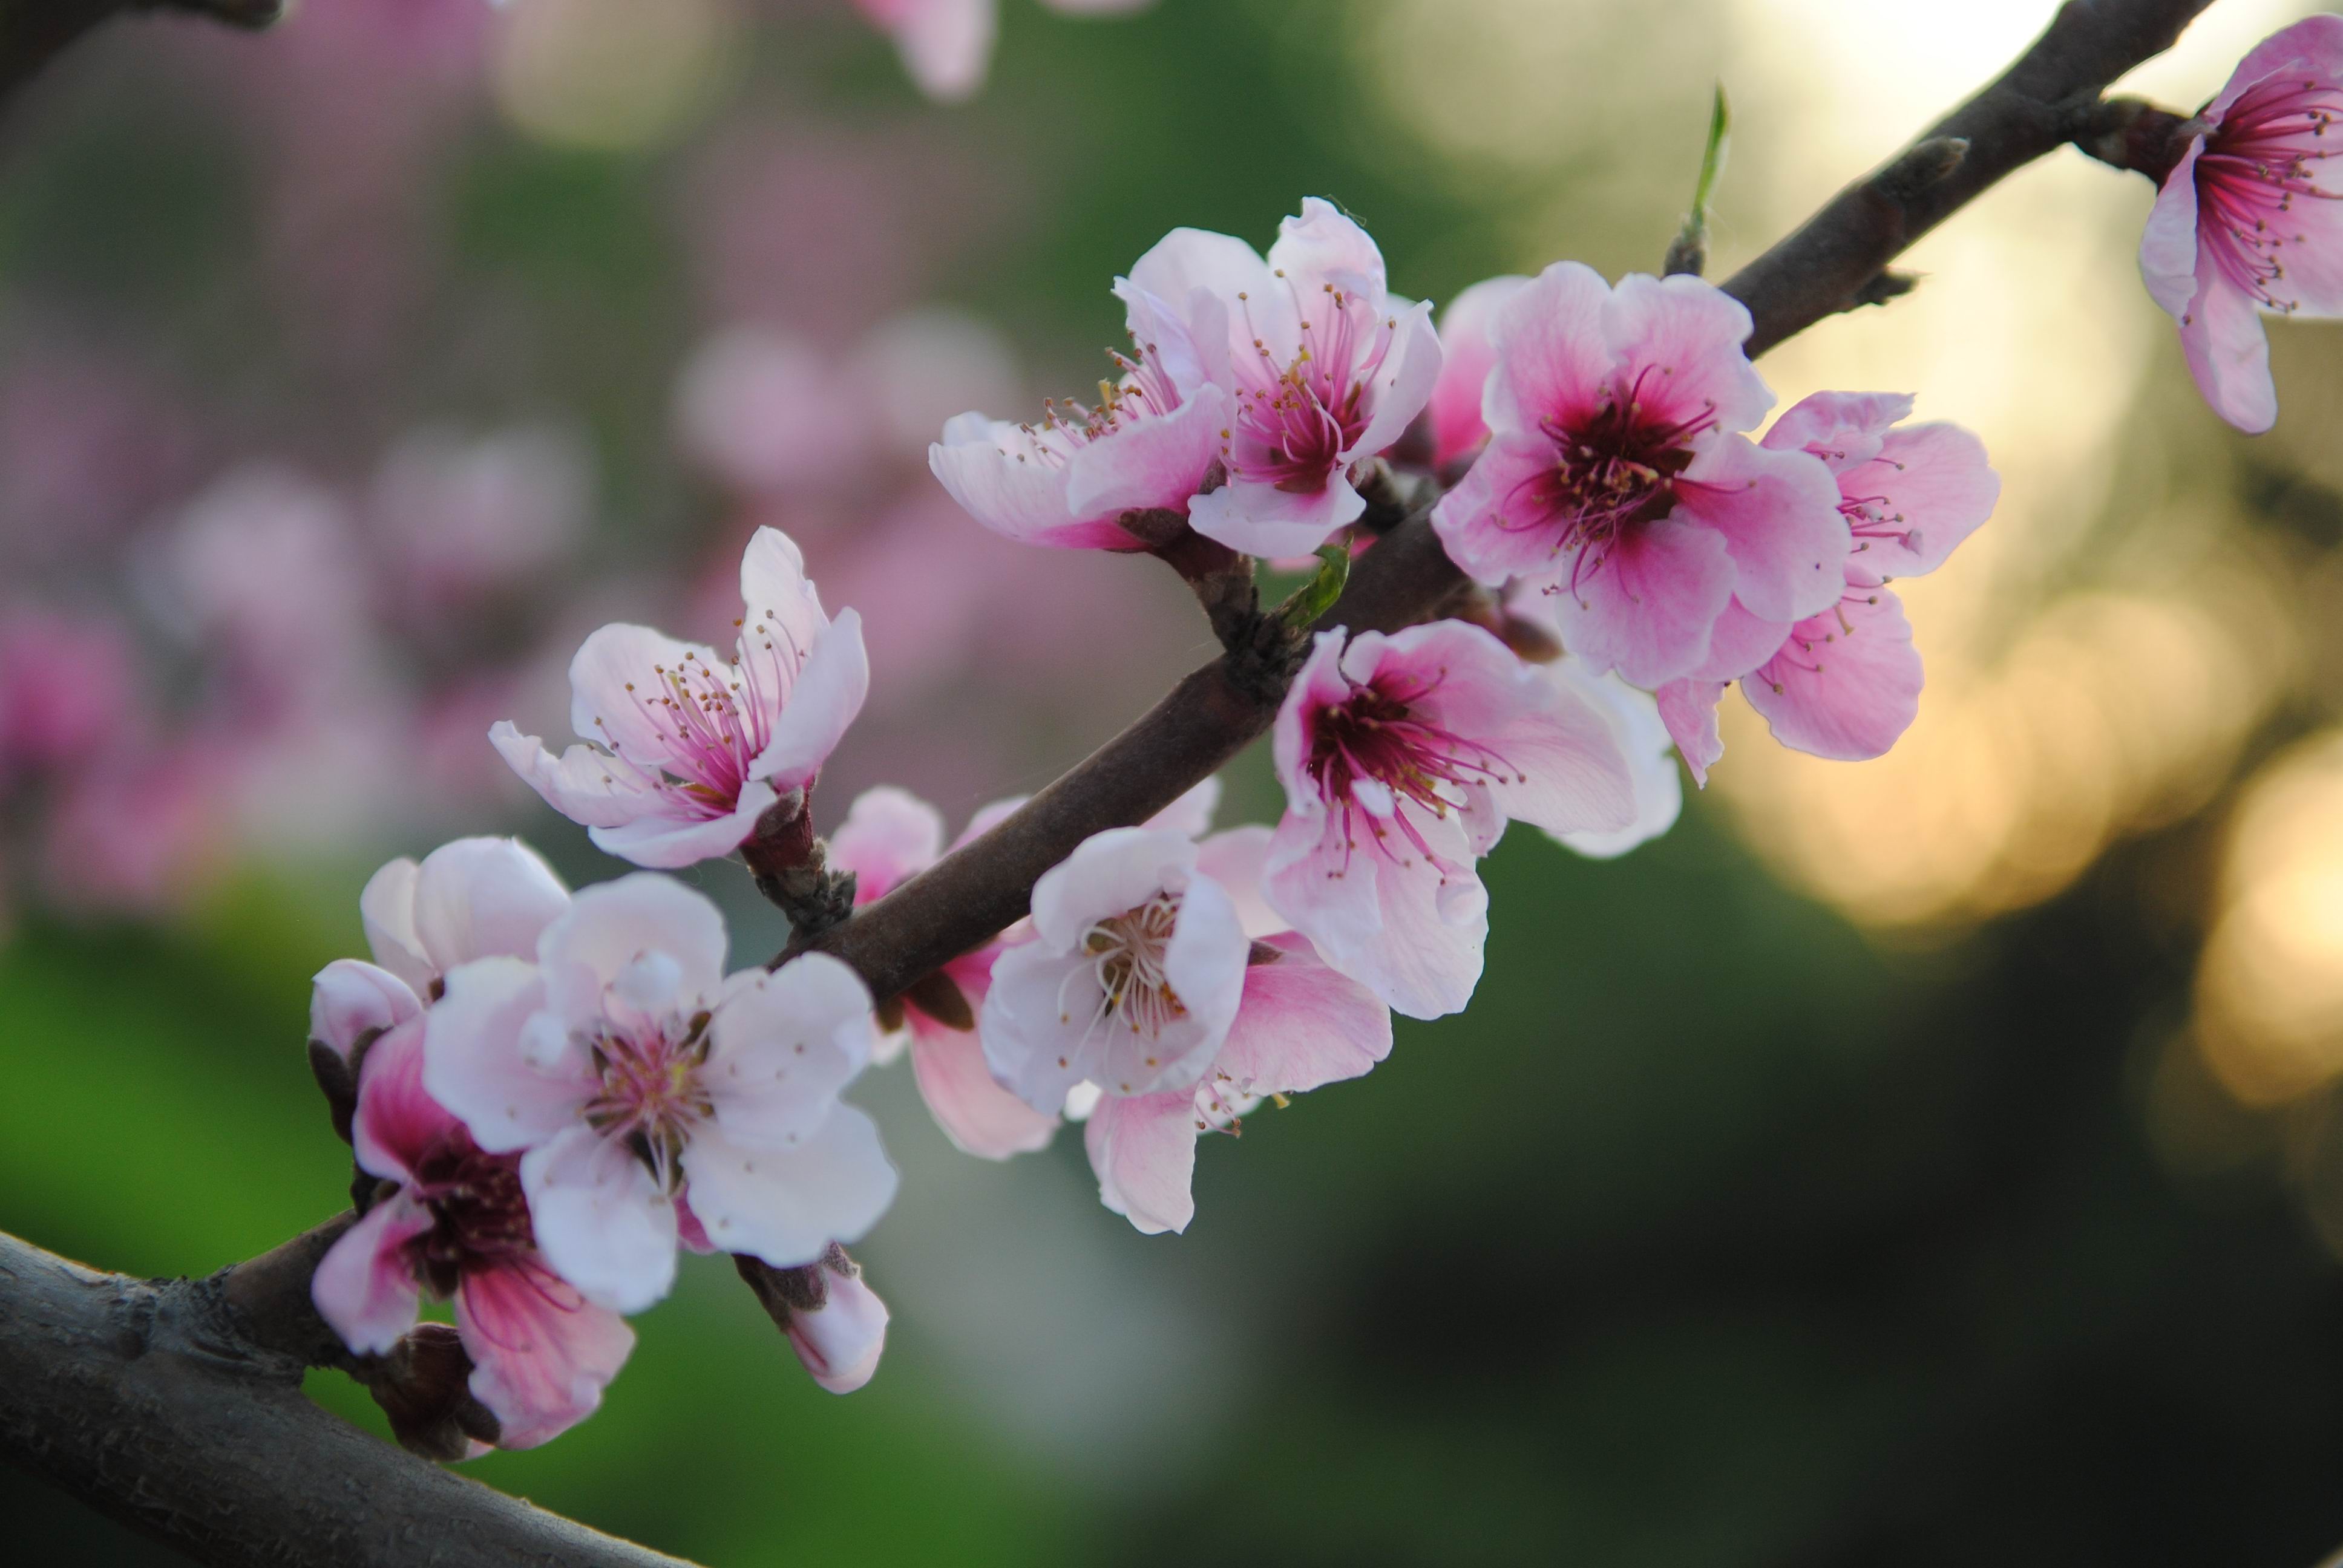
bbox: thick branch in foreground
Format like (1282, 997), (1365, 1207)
(0, 0), (283, 100)
(805, 0), (2224, 1002)
(0, 1226), (696, 1568)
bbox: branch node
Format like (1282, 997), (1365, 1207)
(1878, 136), (1970, 201)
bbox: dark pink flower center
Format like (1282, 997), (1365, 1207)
(1308, 672), (1520, 868)
(1509, 366), (1717, 595)
(404, 1135), (537, 1298)
(584, 1010), (715, 1191)
(1225, 281), (1397, 495)
(2194, 73), (2343, 312)
(597, 630), (800, 821)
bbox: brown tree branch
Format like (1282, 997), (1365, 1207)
(808, 0), (2226, 1002)
(0, 0), (284, 101)
(0, 1222), (699, 1568)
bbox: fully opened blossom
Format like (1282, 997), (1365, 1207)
(827, 785), (1058, 1159)
(424, 874), (897, 1315)
(981, 825), (1251, 1114)
(927, 350), (1231, 551)
(1264, 620), (1636, 1019)
(310, 836), (570, 1063)
(2141, 15), (2343, 433)
(1650, 392), (1998, 783)
(1430, 263), (1846, 687)
(1116, 198), (1443, 558)
(313, 1020), (633, 1451)
(1077, 819), (1392, 1235)
(491, 528), (868, 869)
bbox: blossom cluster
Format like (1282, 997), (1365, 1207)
(289, 12), (2343, 1461)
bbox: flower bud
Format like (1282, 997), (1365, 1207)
(363, 1324), (501, 1463)
(733, 1243), (890, 1394)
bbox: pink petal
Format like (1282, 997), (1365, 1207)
(1427, 275), (1529, 469)
(750, 609), (870, 790)
(1271, 629), (1353, 819)
(951, 794), (1027, 852)
(1083, 1090), (1198, 1235)
(735, 526), (833, 681)
(539, 874), (729, 1033)
(1144, 774), (1221, 840)
(455, 1257), (635, 1450)
(1541, 661), (1683, 860)
(566, 622), (722, 771)
(352, 1017), (453, 1184)
(1850, 422), (1998, 579)
(1758, 390), (1913, 467)
(1742, 587), (1922, 761)
(2207, 14), (2343, 123)
(1547, 515), (1737, 688)
(1262, 808), (1487, 1021)
(1195, 824), (1280, 938)
(2139, 140), (2207, 322)
(311, 1192), (430, 1356)
(2178, 267), (2278, 435)
(358, 856), (430, 994)
(422, 956), (586, 1155)
(787, 1268), (890, 1394)
(1028, 826), (1199, 950)
(705, 953), (876, 1149)
(680, 1109), (899, 1267)
(929, 415), (1132, 550)
(1344, 302), (1443, 465)
(410, 837), (571, 976)
(522, 1124), (679, 1315)
(1675, 436), (1848, 624)
(830, 786), (946, 905)
(1656, 679), (1726, 788)
(310, 958), (421, 1062)
(490, 722), (666, 832)
(585, 783), (776, 870)
(909, 1007), (1059, 1159)
(1185, 469), (1368, 559)
(1217, 930), (1391, 1095)
(1428, 430), (1579, 587)
(1689, 596), (1794, 683)
(1267, 198), (1390, 302)
(1483, 260), (1614, 436)
(1062, 384), (1231, 521)
(1602, 272), (1773, 434)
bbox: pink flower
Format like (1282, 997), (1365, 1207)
(827, 786), (1058, 1159)
(423, 874), (897, 1314)
(313, 836), (570, 1061)
(1650, 392), (1998, 782)
(2141, 15), (2343, 433)
(491, 527), (869, 869)
(1423, 275), (1527, 473)
(1080, 822), (1391, 1235)
(1429, 263), (1847, 687)
(780, 1246), (891, 1394)
(1540, 655), (1683, 859)
(1114, 199), (1441, 558)
(926, 351), (1231, 552)
(1263, 619), (1636, 1019)
(980, 824), (1251, 1112)
(673, 328), (875, 497)
(311, 1020), (634, 1451)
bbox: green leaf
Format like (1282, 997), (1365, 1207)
(1279, 544), (1352, 629)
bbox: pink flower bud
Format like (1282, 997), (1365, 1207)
(786, 1258), (890, 1396)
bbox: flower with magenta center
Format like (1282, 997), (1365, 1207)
(980, 825), (1250, 1114)
(492, 527), (868, 869)
(312, 1018), (634, 1452)
(1431, 262), (1847, 687)
(2141, 14), (2343, 433)
(1114, 198), (1443, 558)
(424, 873), (897, 1316)
(1264, 620), (1637, 1019)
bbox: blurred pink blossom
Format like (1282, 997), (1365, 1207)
(370, 425), (591, 610)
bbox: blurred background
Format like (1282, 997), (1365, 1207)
(7, 0), (2343, 1562)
